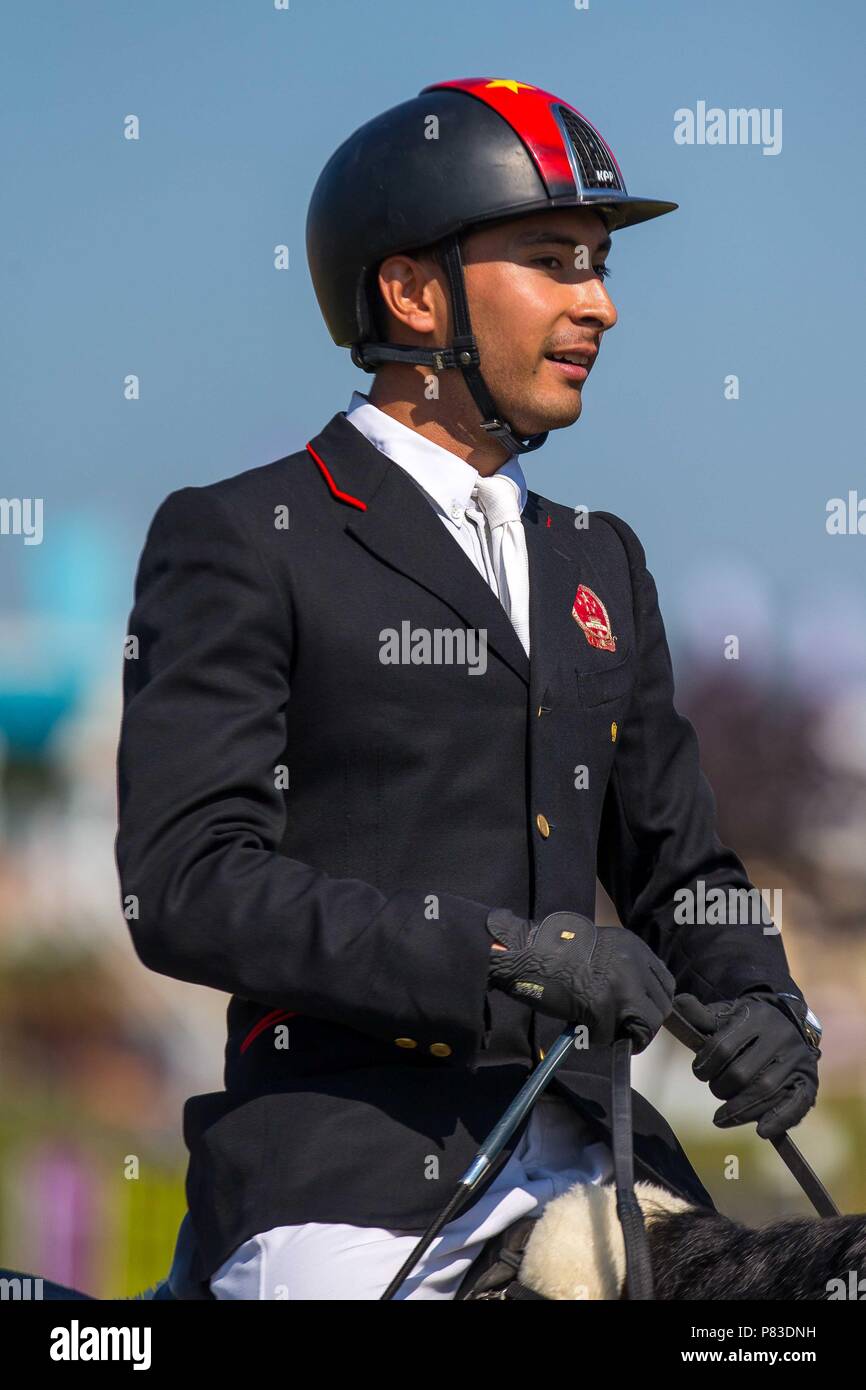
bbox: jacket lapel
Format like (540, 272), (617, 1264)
(523, 493), (586, 713)
(307, 412), (531, 685)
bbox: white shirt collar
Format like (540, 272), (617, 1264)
(345, 390), (528, 518)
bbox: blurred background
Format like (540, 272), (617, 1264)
(1, 0), (864, 1296)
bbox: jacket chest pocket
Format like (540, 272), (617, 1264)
(575, 653), (636, 709)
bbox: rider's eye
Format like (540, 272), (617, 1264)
(531, 256), (612, 281)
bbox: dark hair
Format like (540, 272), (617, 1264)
(368, 237), (450, 343)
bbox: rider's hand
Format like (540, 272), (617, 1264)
(674, 990), (820, 1140)
(486, 908), (675, 1053)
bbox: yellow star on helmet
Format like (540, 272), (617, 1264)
(484, 79), (535, 95)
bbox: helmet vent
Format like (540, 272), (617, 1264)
(555, 106), (625, 193)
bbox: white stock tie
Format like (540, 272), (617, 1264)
(466, 473), (531, 657)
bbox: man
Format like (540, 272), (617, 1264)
(115, 78), (821, 1301)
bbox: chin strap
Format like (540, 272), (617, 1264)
(351, 233), (549, 458)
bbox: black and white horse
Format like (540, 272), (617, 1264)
(514, 1179), (866, 1300)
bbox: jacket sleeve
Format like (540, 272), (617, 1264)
(593, 511), (802, 1006)
(114, 486), (494, 1062)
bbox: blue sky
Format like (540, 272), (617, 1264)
(2, 0), (865, 678)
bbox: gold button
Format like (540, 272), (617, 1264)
(537, 704), (543, 717)
(394, 1037), (417, 1048)
(429, 1042), (452, 1058)
(536, 813), (550, 838)
(611, 720), (618, 742)
(538, 1047), (546, 1061)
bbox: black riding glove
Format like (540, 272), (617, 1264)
(486, 908), (676, 1053)
(674, 989), (821, 1141)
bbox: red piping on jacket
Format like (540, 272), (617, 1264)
(240, 1008), (297, 1055)
(306, 442), (367, 510)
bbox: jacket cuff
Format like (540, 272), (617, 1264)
(361, 890), (495, 1065)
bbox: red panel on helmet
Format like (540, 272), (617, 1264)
(422, 77), (622, 200)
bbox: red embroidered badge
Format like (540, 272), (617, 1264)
(572, 584), (617, 652)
